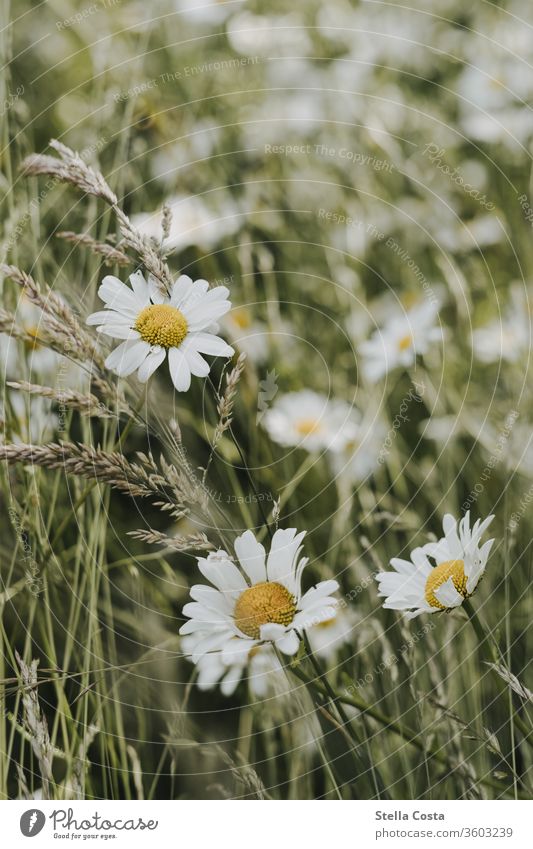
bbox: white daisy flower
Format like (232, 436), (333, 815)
(0, 295), (60, 381)
(307, 605), (357, 660)
(262, 390), (359, 454)
(376, 512), (495, 619)
(330, 416), (387, 484)
(3, 394), (58, 444)
(223, 307), (269, 364)
(179, 528), (339, 696)
(87, 271), (234, 391)
(359, 300), (441, 383)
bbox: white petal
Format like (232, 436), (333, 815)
(299, 580), (339, 610)
(275, 629), (300, 656)
(190, 630), (236, 663)
(250, 670), (269, 698)
(221, 637), (257, 665)
(465, 538), (493, 592)
(389, 558), (418, 575)
(98, 325), (139, 340)
(377, 572), (425, 604)
(181, 601), (226, 624)
(375, 571), (409, 597)
(260, 623), (286, 641)
(383, 598), (416, 611)
(442, 514), (462, 558)
(198, 556), (247, 595)
(147, 273), (166, 304)
(121, 343), (151, 375)
(433, 577), (464, 609)
(186, 301), (232, 331)
(98, 275), (146, 314)
(266, 528), (306, 588)
(190, 584), (234, 616)
(170, 275), (194, 308)
(403, 606), (433, 619)
(112, 340), (151, 376)
(234, 530), (267, 584)
(181, 343), (211, 377)
(183, 288), (232, 329)
(423, 539), (451, 563)
(220, 666), (243, 696)
(129, 270), (149, 301)
(137, 347), (166, 382)
(86, 309), (132, 326)
(293, 605), (337, 631)
(168, 347), (191, 392)
(196, 654), (225, 690)
(410, 548), (433, 575)
(188, 331), (235, 357)
(179, 618), (215, 636)
(180, 278), (210, 311)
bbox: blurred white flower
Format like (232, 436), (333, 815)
(241, 90), (324, 147)
(0, 296), (60, 381)
(472, 287), (532, 363)
(150, 123), (222, 182)
(87, 271), (233, 391)
(180, 528), (339, 695)
(461, 107), (533, 147)
(376, 512), (495, 619)
(227, 12), (311, 57)
(358, 300), (441, 382)
(307, 605), (357, 659)
(330, 416), (387, 484)
(2, 392), (58, 444)
(457, 61), (530, 115)
(500, 422), (533, 479)
(419, 414), (464, 445)
(223, 307), (269, 363)
(173, 0), (241, 25)
(262, 390), (360, 454)
(131, 194), (242, 254)
(186, 641), (286, 699)
(456, 42), (533, 146)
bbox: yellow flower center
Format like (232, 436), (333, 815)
(398, 334), (413, 351)
(295, 417), (322, 436)
(316, 616), (336, 630)
(234, 581), (296, 639)
(24, 326), (43, 353)
(135, 304), (188, 348)
(231, 308), (251, 330)
(424, 559), (468, 610)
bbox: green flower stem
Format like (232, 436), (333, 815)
(293, 658), (430, 760)
(463, 599), (499, 663)
(272, 646), (359, 797)
(299, 635), (393, 797)
(301, 632), (362, 746)
(464, 600), (533, 747)
(227, 423), (274, 540)
(291, 649), (530, 799)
